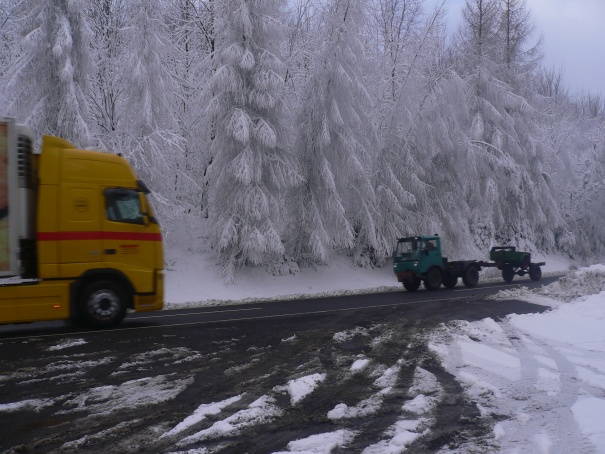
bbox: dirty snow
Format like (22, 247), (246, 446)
(274, 429), (357, 453)
(350, 358), (371, 373)
(277, 373), (327, 405)
(47, 338), (88, 351)
(0, 398), (55, 413)
(161, 395), (243, 439)
(176, 395), (282, 447)
(160, 254), (605, 452)
(2, 356), (114, 386)
(59, 374), (193, 416)
(362, 418), (430, 454)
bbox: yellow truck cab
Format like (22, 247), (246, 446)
(1, 119), (163, 328)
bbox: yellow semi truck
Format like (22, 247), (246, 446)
(0, 118), (163, 328)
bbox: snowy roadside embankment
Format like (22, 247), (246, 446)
(163, 247), (570, 308)
(429, 265), (605, 453)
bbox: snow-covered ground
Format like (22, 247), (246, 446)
(163, 248), (605, 453)
(430, 264), (605, 454)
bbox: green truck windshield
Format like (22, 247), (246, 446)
(395, 240), (419, 260)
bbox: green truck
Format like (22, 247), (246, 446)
(393, 235), (545, 291)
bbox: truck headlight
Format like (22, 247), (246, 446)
(413, 262), (418, 267)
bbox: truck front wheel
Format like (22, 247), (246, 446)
(424, 268), (443, 291)
(403, 279), (421, 292)
(78, 280), (128, 328)
(462, 266), (479, 288)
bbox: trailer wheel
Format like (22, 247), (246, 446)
(462, 265), (479, 288)
(443, 274), (458, 289)
(403, 279), (421, 292)
(78, 280), (127, 328)
(502, 265), (515, 283)
(529, 264), (542, 281)
(424, 268), (443, 291)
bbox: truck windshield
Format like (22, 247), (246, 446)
(105, 188), (144, 224)
(395, 239), (418, 260)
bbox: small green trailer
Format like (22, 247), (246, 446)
(487, 246), (545, 283)
(393, 235), (545, 291)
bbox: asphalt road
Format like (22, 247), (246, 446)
(0, 275), (559, 339)
(0, 275), (560, 453)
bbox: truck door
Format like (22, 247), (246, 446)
(420, 238), (441, 270)
(102, 188), (157, 293)
(57, 185), (102, 274)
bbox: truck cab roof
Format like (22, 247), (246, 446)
(397, 235), (440, 242)
(38, 135), (137, 187)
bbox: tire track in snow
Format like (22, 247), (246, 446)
(493, 321), (595, 453)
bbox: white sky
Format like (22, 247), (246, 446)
(430, 0), (605, 97)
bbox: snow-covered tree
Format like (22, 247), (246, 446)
(367, 0), (424, 106)
(290, 0), (379, 266)
(283, 0), (317, 112)
(498, 0), (541, 82)
(206, 0), (300, 281)
(116, 0), (184, 218)
(5, 0), (93, 144)
(369, 2), (448, 258)
(573, 135), (605, 258)
(0, 0), (19, 87)
(165, 0), (215, 209)
(552, 93), (605, 258)
(87, 0), (125, 137)
(448, 0), (564, 252)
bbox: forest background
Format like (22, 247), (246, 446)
(1, 0), (603, 282)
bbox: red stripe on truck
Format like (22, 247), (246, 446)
(37, 231), (162, 241)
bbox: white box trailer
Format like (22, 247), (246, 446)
(1, 118), (17, 277)
(0, 118), (35, 278)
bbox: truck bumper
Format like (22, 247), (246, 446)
(134, 270), (164, 311)
(396, 271), (415, 283)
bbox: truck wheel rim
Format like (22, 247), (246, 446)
(88, 290), (120, 318)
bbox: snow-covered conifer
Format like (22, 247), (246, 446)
(451, 0), (564, 251)
(5, 0), (93, 145)
(87, 0), (126, 137)
(497, 0), (541, 85)
(164, 0), (215, 210)
(290, 0), (379, 266)
(206, 0), (300, 281)
(117, 0), (185, 220)
(369, 2), (447, 259)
